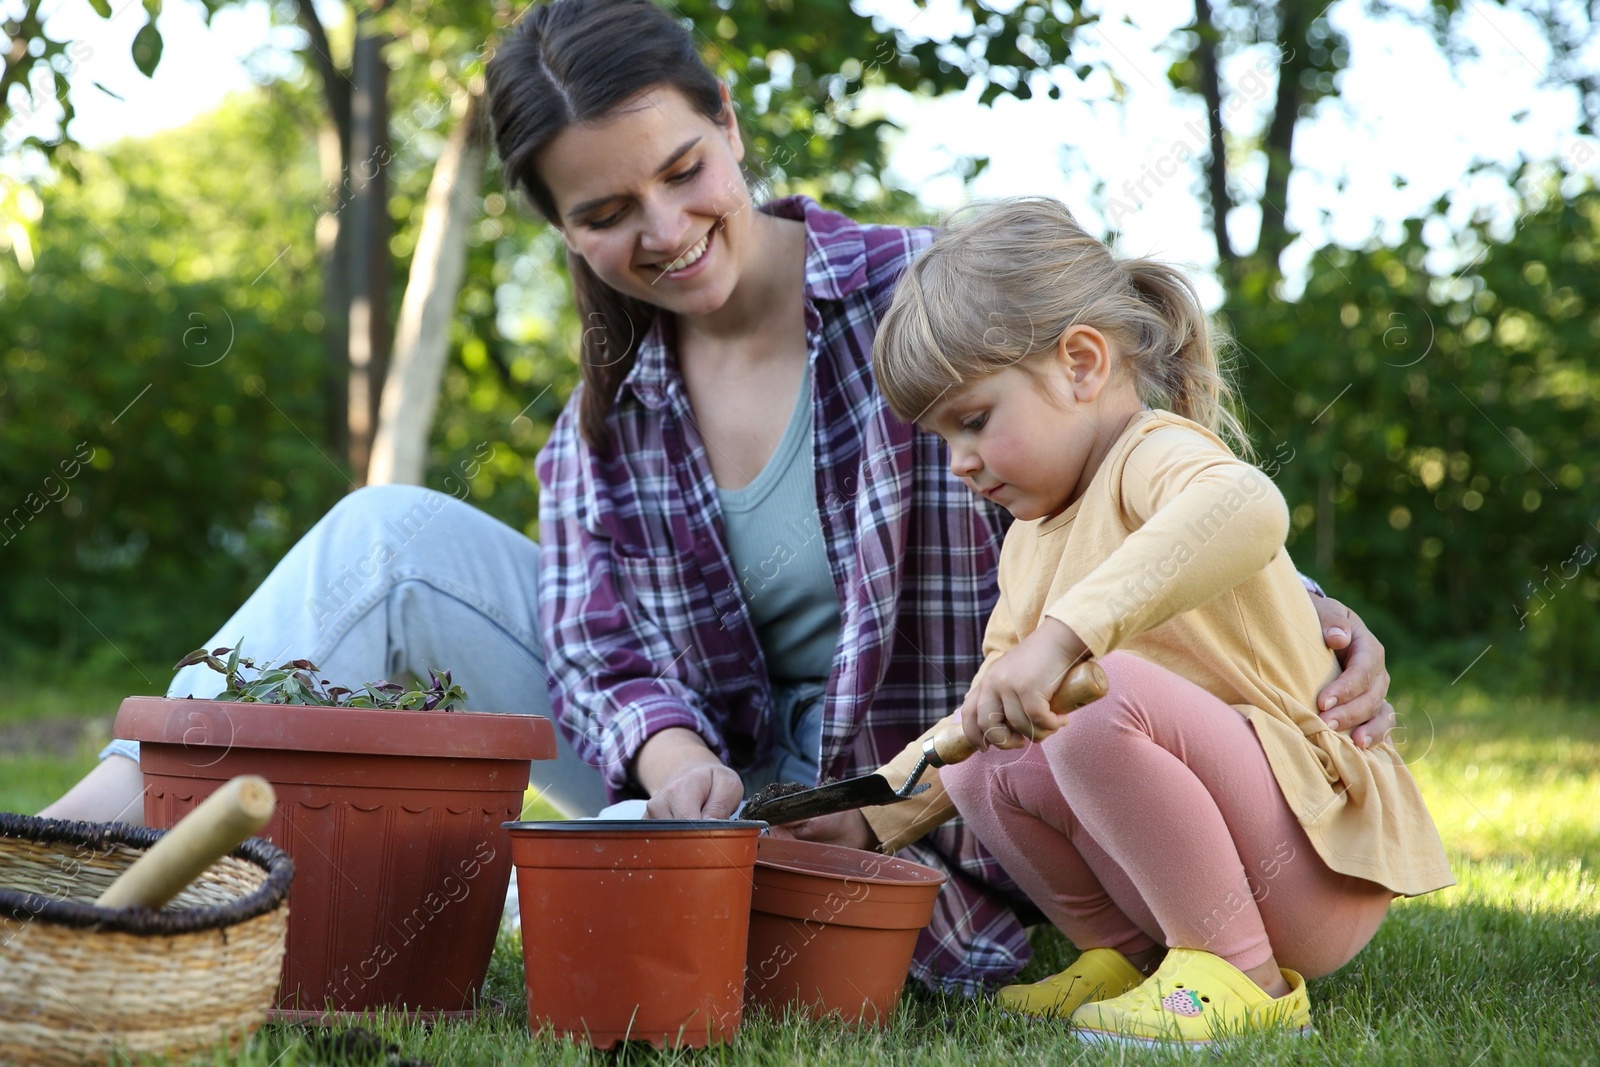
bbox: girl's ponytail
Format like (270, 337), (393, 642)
(1120, 257), (1251, 458)
(873, 196), (1251, 458)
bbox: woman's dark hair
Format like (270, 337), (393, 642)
(486, 0), (729, 455)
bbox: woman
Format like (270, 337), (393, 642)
(44, 0), (1396, 994)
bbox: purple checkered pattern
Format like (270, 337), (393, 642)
(535, 195), (1032, 992)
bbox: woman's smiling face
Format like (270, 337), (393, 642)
(536, 83), (754, 320)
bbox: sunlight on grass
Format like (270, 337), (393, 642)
(1395, 672), (1600, 870)
(1445, 855), (1598, 915)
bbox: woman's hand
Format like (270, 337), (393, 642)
(1310, 593), (1397, 749)
(959, 618), (1089, 751)
(644, 763), (746, 819)
(768, 809), (879, 852)
(635, 727), (745, 819)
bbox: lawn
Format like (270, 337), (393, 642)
(3, 666), (1597, 1065)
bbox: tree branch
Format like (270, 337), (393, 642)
(293, 0), (350, 151)
(1, 0), (49, 133)
(1256, 3), (1313, 274)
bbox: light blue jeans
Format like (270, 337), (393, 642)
(102, 485), (824, 815)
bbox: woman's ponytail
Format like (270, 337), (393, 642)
(567, 253), (656, 455)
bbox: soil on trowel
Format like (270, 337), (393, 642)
(745, 780), (810, 811)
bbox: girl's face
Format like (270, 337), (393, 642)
(536, 84), (754, 321)
(917, 328), (1133, 522)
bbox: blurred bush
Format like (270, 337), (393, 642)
(1229, 179), (1600, 693)
(0, 92), (341, 678)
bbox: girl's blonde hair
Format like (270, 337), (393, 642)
(873, 196), (1250, 456)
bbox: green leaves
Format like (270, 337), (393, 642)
(131, 22), (163, 77)
(174, 645), (468, 711)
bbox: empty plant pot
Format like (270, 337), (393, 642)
(114, 697), (555, 1021)
(744, 837), (947, 1025)
(506, 820), (762, 1049)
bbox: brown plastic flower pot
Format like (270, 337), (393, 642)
(744, 837), (947, 1025)
(114, 696), (555, 1021)
(506, 820), (762, 1049)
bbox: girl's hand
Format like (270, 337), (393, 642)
(1309, 594), (1396, 749)
(959, 618), (1089, 751)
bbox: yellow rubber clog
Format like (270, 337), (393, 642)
(995, 947), (1146, 1019)
(1071, 947), (1312, 1048)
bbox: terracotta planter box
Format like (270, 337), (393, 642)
(114, 697), (555, 1020)
(745, 837), (947, 1025)
(506, 820), (762, 1049)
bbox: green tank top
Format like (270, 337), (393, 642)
(717, 359), (842, 683)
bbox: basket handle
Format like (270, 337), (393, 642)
(96, 775), (276, 911)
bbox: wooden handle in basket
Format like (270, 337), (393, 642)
(95, 775), (276, 911)
(927, 660), (1110, 768)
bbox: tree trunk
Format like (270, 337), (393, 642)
(1192, 0), (1236, 269)
(1255, 3), (1312, 274)
(1317, 467), (1335, 575)
(344, 21), (392, 484)
(315, 119), (351, 465)
(367, 90), (487, 487)
(295, 0), (352, 465)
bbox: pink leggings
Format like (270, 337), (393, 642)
(943, 652), (1393, 979)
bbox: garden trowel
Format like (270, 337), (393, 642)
(742, 660), (1107, 826)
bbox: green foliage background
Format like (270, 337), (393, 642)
(1228, 184), (1600, 689)
(1, 10), (1596, 696)
(2, 93), (336, 674)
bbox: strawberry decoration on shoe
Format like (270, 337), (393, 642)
(1160, 987), (1204, 1017)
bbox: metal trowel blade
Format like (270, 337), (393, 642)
(741, 772), (929, 826)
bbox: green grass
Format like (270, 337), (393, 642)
(4, 667), (1598, 1064)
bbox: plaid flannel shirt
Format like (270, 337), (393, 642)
(535, 195), (1032, 993)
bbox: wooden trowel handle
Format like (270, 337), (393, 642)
(1052, 659), (1109, 717)
(926, 660), (1110, 768)
(925, 729), (977, 767)
(96, 775), (276, 911)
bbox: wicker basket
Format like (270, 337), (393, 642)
(0, 813), (292, 1066)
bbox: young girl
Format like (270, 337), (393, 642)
(866, 197), (1452, 1045)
